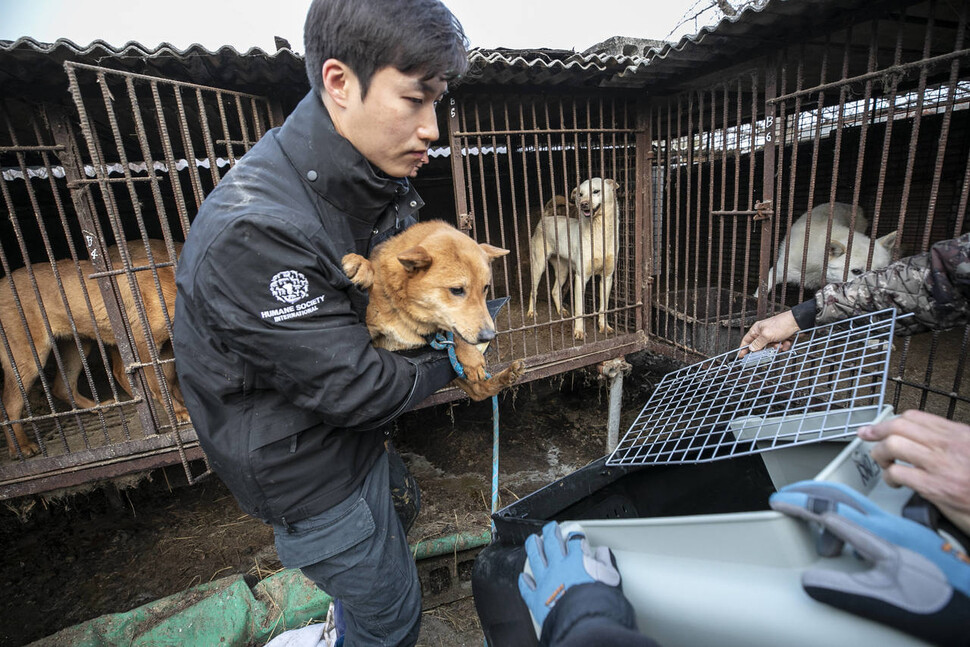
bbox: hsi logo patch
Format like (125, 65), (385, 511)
(270, 270), (309, 304)
(261, 270), (325, 323)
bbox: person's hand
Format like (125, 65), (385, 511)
(859, 410), (970, 536)
(737, 310), (800, 358)
(770, 480), (970, 646)
(518, 521), (621, 630)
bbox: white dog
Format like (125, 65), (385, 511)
(526, 178), (619, 340)
(757, 202), (897, 297)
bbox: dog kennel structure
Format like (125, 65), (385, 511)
(0, 0), (968, 499)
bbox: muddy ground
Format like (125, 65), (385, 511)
(0, 350), (683, 647)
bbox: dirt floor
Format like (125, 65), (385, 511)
(0, 350), (684, 647)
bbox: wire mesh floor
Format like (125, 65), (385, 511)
(608, 309), (899, 466)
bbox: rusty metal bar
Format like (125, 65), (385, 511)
(195, 87), (222, 187)
(817, 28), (853, 287)
(172, 85), (207, 211)
(0, 144), (65, 153)
(687, 90), (699, 342)
(766, 47), (970, 104)
(150, 81), (193, 237)
(893, 4), (935, 266)
(760, 60), (777, 320)
(769, 53), (788, 316)
(452, 127), (634, 137)
(67, 176), (157, 185)
(869, 7), (907, 282)
(64, 61), (267, 98)
(637, 98), (651, 335)
(500, 99), (523, 360)
(920, 2), (966, 252)
(946, 325), (970, 419)
(848, 19), (879, 274)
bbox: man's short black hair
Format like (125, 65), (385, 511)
(304, 0), (469, 99)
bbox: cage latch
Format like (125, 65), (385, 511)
(458, 213), (474, 233)
(753, 200), (773, 221)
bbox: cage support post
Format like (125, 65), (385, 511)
(599, 357), (633, 452)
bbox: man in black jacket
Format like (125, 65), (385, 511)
(173, 1), (468, 644)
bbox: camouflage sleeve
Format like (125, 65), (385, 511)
(814, 232), (970, 336)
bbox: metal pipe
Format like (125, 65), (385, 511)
(599, 357), (633, 452)
(410, 529), (491, 561)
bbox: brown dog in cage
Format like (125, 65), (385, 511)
(0, 240), (189, 458)
(526, 177), (620, 340)
(341, 220), (525, 401)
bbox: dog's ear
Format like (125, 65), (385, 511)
(397, 246), (432, 272)
(479, 243), (510, 260)
(606, 179), (621, 192)
(828, 240), (846, 258)
(876, 230), (898, 250)
(570, 187), (578, 203)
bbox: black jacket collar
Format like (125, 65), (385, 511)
(275, 91), (408, 220)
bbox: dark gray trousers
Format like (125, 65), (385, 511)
(273, 452), (421, 646)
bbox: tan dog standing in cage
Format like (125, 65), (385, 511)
(526, 177), (620, 340)
(0, 240), (189, 458)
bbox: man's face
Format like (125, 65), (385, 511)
(338, 66), (446, 178)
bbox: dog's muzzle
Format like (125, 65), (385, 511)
(476, 328), (496, 343)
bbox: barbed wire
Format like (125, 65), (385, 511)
(664, 0), (768, 42)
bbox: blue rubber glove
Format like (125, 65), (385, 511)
(770, 480), (970, 646)
(517, 521), (621, 630)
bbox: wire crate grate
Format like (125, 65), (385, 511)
(607, 309), (899, 466)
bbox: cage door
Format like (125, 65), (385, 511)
(60, 62), (280, 485)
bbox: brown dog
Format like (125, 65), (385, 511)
(342, 221), (525, 401)
(0, 240), (188, 458)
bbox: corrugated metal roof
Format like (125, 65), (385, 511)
(464, 47), (647, 88)
(625, 0), (879, 89)
(0, 36), (309, 109)
(0, 0), (907, 97)
(461, 0), (883, 90)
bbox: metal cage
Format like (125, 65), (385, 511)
(2, 0), (968, 499)
(648, 0), (970, 420)
(0, 64), (280, 496)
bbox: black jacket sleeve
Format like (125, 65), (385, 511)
(194, 214), (454, 430)
(541, 582), (659, 647)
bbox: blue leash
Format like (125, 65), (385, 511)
(430, 331), (500, 532)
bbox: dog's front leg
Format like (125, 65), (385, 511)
(453, 338), (488, 382)
(598, 270), (614, 334)
(572, 271), (586, 340)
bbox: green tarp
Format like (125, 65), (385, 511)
(30, 530), (492, 646)
(32, 569), (331, 647)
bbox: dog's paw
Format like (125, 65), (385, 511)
(174, 405), (192, 424)
(341, 253), (374, 289)
(573, 328), (586, 341)
(505, 360), (525, 383)
(598, 323), (614, 334)
(8, 439), (40, 459)
(525, 307), (536, 319)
